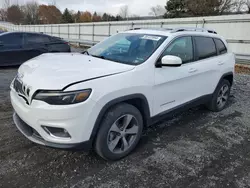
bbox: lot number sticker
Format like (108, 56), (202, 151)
(141, 35), (162, 41)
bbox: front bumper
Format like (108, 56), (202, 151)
(10, 89), (99, 148)
(13, 113), (92, 150)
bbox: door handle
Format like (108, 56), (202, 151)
(189, 68), (197, 73)
(218, 61), (224, 65)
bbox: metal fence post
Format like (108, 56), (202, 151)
(92, 23), (95, 44)
(79, 24), (81, 39)
(202, 19), (206, 28)
(78, 24), (81, 46)
(161, 22), (164, 28)
(68, 24), (70, 39)
(108, 23), (111, 36)
(58, 25), (60, 37)
(44, 25), (45, 34)
(51, 25), (53, 35)
(131, 22), (134, 29)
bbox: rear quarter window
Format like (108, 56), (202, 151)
(26, 33), (50, 44)
(214, 38), (227, 55)
(194, 36), (217, 60)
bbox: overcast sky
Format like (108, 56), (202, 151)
(16, 0), (166, 16)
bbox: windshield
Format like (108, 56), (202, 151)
(88, 33), (167, 65)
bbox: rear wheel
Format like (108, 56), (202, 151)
(206, 79), (231, 112)
(95, 103), (143, 160)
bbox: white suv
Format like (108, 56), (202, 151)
(10, 27), (235, 160)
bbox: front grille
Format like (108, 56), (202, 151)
(13, 78), (25, 96)
(13, 78), (30, 105)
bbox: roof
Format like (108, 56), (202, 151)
(0, 31), (49, 36)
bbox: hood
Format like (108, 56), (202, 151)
(18, 53), (135, 91)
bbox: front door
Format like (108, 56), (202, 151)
(153, 36), (203, 116)
(0, 33), (25, 66)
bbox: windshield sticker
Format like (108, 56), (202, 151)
(141, 35), (162, 41)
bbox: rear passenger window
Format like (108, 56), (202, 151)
(194, 37), (217, 60)
(214, 38), (227, 55)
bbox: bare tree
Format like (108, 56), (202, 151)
(246, 0), (250, 12)
(149, 5), (165, 17)
(0, 8), (7, 21)
(3, 0), (11, 9)
(22, 1), (39, 24)
(218, 0), (238, 14)
(235, 0), (247, 12)
(119, 5), (129, 19)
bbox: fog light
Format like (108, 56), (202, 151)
(42, 126), (71, 138)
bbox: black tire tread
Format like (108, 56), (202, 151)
(94, 103), (143, 160)
(206, 79), (231, 112)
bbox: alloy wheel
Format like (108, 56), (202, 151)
(107, 114), (139, 154)
(217, 84), (229, 109)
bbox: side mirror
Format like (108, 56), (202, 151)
(161, 55), (182, 67)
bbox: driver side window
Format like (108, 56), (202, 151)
(161, 36), (194, 64)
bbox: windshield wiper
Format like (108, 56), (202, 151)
(81, 50), (90, 55)
(91, 55), (106, 59)
(91, 55), (129, 64)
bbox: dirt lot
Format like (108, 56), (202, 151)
(0, 67), (250, 188)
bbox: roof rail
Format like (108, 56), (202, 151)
(129, 27), (172, 31)
(170, 27), (217, 34)
(128, 27), (217, 34)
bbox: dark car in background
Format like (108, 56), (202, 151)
(0, 32), (71, 66)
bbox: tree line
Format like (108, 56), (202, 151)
(164, 0), (250, 18)
(0, 0), (249, 25)
(0, 1), (125, 25)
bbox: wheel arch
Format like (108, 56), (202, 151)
(215, 72), (234, 92)
(89, 94), (151, 142)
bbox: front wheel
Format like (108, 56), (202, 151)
(95, 103), (143, 160)
(206, 79), (231, 112)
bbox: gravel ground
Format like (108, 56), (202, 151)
(0, 67), (250, 188)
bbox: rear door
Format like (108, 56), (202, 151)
(48, 36), (70, 52)
(0, 33), (25, 66)
(213, 38), (229, 72)
(192, 36), (221, 96)
(23, 33), (50, 61)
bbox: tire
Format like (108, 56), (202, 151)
(94, 103), (143, 160)
(206, 79), (231, 112)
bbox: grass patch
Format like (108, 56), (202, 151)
(235, 64), (250, 74)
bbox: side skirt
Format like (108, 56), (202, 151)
(149, 94), (213, 126)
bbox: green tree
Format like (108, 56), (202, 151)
(74, 10), (81, 22)
(61, 8), (73, 23)
(164, 0), (238, 18)
(102, 13), (117, 21)
(115, 15), (123, 21)
(164, 0), (186, 18)
(92, 11), (101, 22)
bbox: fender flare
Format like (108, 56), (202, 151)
(89, 94), (151, 143)
(214, 72), (234, 92)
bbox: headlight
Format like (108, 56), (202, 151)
(33, 89), (92, 105)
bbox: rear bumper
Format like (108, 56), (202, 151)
(13, 112), (92, 150)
